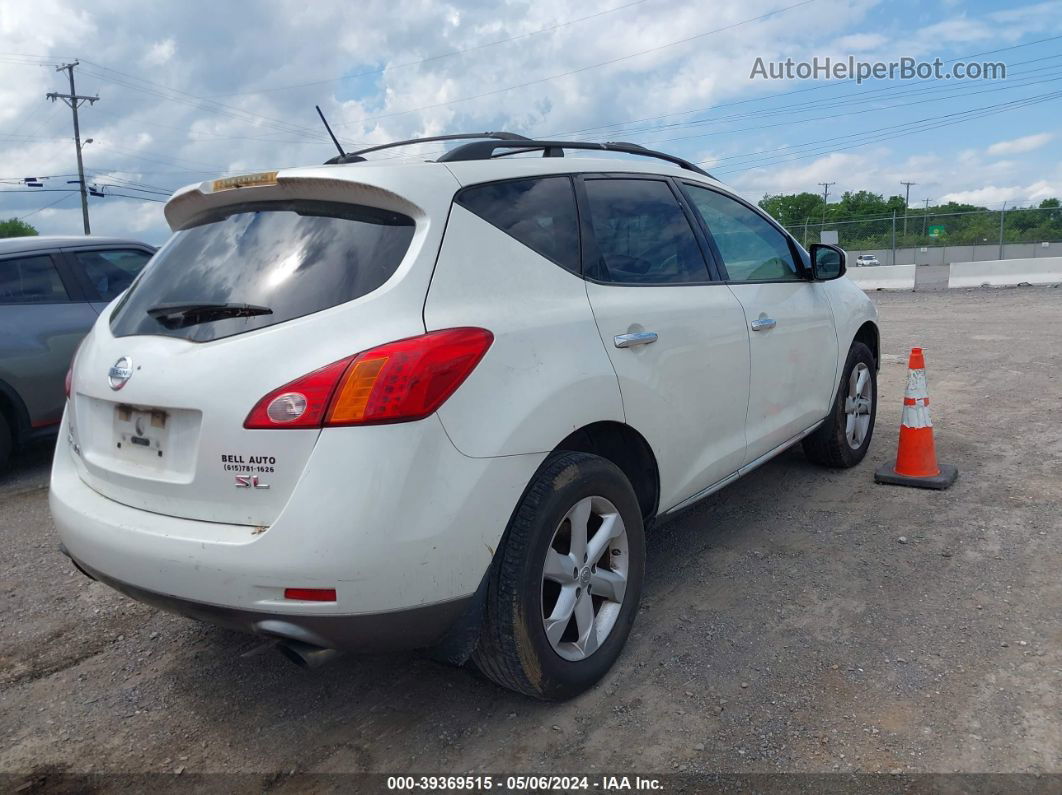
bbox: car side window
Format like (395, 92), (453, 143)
(73, 248), (152, 302)
(683, 184), (802, 282)
(583, 178), (709, 285)
(0, 254), (70, 304)
(455, 177), (580, 273)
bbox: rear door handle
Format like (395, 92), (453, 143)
(750, 317), (776, 332)
(614, 331), (658, 348)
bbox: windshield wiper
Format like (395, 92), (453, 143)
(146, 302), (273, 329)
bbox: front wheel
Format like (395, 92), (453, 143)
(472, 452), (645, 700)
(802, 341), (877, 468)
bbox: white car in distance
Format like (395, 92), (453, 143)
(51, 134), (879, 700)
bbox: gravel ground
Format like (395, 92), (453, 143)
(0, 286), (1059, 781)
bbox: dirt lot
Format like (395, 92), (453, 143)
(1, 287), (1059, 781)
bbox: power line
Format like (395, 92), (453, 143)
(691, 77), (1062, 170)
(638, 69), (1062, 148)
(379, 40), (1062, 164)
(72, 61), (342, 145)
(595, 58), (1062, 143)
(104, 192), (166, 202)
(549, 33), (1062, 139)
(711, 89), (1062, 175)
(19, 191), (76, 219)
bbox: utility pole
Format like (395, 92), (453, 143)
(998, 201), (1008, 260)
(890, 210), (897, 266)
(920, 198), (932, 239)
(817, 182), (835, 227)
(46, 61), (98, 235)
(900, 181), (916, 237)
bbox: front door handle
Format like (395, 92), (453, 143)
(614, 331), (658, 348)
(750, 317), (777, 332)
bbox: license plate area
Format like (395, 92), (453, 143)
(114, 404), (169, 461)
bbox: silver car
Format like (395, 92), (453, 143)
(0, 236), (154, 468)
(854, 254), (881, 267)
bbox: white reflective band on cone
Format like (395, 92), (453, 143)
(905, 368), (928, 399)
(901, 404), (933, 429)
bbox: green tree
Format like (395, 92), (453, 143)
(758, 192), (824, 226)
(0, 218), (38, 238)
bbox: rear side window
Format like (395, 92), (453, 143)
(584, 179), (709, 284)
(455, 177), (580, 273)
(0, 254), (70, 304)
(74, 248), (152, 301)
(110, 201), (414, 342)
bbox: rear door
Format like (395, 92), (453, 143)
(680, 183), (838, 463)
(63, 246), (154, 313)
(577, 175), (750, 510)
(0, 251), (96, 429)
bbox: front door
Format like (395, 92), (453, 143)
(578, 176), (751, 510)
(680, 183), (838, 463)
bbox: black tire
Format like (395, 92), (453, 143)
(0, 411), (12, 471)
(802, 341), (877, 468)
(472, 452), (645, 700)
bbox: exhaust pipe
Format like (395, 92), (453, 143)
(275, 639), (343, 670)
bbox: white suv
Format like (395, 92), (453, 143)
(51, 134), (879, 700)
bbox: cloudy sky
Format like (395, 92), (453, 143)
(2, 0), (1061, 244)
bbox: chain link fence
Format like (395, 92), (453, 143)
(782, 205), (1062, 266)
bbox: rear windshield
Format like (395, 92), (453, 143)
(110, 200), (414, 342)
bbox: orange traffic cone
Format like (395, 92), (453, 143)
(874, 347), (958, 489)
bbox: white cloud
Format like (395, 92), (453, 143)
(143, 38), (176, 67)
(986, 132), (1053, 156)
(938, 180), (1058, 206)
(831, 33), (889, 51)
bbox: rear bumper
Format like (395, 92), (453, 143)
(50, 410), (545, 646)
(63, 548), (470, 651)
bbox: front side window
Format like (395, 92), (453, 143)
(584, 179), (709, 285)
(684, 184), (802, 282)
(456, 177), (580, 273)
(74, 249), (152, 301)
(0, 254), (69, 304)
(110, 200), (414, 342)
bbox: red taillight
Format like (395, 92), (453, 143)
(244, 328), (493, 430)
(283, 587), (337, 602)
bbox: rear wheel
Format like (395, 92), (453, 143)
(472, 452), (645, 700)
(802, 341), (877, 468)
(0, 412), (12, 470)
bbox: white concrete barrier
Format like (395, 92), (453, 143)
(948, 257), (1062, 288)
(846, 264), (917, 290)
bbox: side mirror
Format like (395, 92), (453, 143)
(809, 243), (846, 280)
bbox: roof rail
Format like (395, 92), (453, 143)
(436, 139), (714, 178)
(324, 132), (530, 164)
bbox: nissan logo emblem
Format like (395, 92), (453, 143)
(108, 356), (133, 390)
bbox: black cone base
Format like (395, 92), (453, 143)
(874, 463), (958, 490)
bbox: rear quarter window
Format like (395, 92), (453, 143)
(455, 177), (580, 274)
(110, 200), (414, 342)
